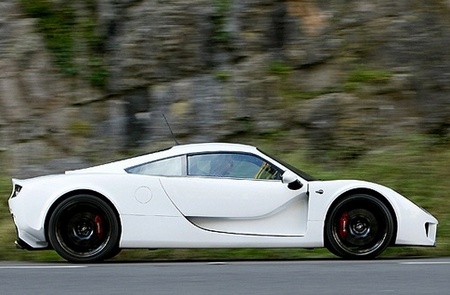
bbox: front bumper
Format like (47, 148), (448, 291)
(395, 211), (438, 247)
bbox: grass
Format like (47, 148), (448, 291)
(0, 133), (448, 262)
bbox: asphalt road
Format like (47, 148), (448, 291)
(1, 258), (449, 295)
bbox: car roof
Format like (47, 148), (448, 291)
(66, 143), (259, 174)
(169, 142), (257, 154)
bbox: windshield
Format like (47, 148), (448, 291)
(257, 149), (317, 181)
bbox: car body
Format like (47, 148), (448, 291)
(9, 143), (438, 262)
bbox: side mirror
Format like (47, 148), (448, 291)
(282, 171), (303, 190)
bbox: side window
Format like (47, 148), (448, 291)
(126, 156), (183, 176)
(188, 153), (282, 180)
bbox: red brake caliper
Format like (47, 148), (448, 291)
(94, 215), (104, 238)
(339, 212), (349, 239)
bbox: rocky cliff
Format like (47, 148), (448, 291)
(1, 0), (450, 177)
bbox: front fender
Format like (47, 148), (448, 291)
(307, 180), (397, 222)
(307, 180), (438, 246)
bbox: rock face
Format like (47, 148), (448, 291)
(1, 0), (450, 177)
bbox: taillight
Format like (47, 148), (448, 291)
(10, 184), (22, 199)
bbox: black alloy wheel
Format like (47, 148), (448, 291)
(325, 194), (395, 259)
(48, 194), (120, 263)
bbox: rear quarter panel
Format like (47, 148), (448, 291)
(14, 174), (181, 235)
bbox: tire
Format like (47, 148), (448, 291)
(48, 194), (120, 263)
(105, 247), (122, 260)
(325, 194), (394, 259)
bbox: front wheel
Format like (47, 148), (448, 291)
(325, 194), (395, 259)
(48, 195), (120, 263)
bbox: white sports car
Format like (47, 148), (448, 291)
(9, 143), (438, 263)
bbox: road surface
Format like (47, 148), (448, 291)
(0, 258), (449, 294)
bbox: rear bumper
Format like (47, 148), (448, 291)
(10, 210), (49, 250)
(15, 238), (39, 250)
(15, 238), (51, 250)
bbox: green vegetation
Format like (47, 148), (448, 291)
(281, 89), (336, 102)
(20, 0), (77, 75)
(214, 70), (232, 82)
(269, 61), (294, 77)
(68, 120), (92, 137)
(0, 133), (448, 261)
(212, 0), (232, 47)
(19, 0), (109, 87)
(344, 66), (392, 92)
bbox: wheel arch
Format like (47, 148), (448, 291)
(44, 189), (122, 245)
(323, 188), (398, 248)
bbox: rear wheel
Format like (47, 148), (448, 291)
(48, 194), (120, 263)
(325, 194), (394, 259)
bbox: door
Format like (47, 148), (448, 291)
(160, 152), (309, 236)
